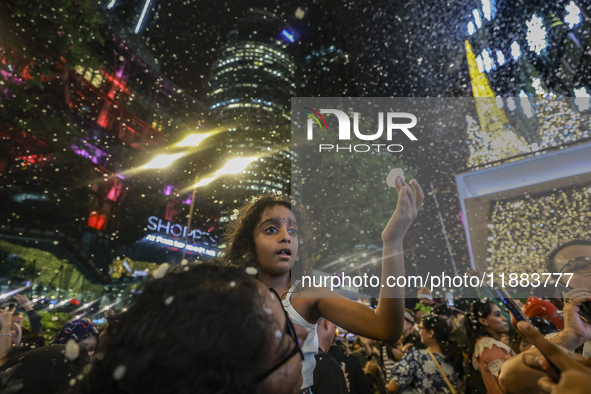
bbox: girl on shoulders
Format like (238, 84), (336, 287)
(223, 177), (423, 390)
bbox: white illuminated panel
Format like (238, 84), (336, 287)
(456, 141), (591, 269)
(145, 234), (218, 257)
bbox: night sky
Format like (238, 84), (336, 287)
(150, 0), (471, 99)
(150, 0), (310, 96)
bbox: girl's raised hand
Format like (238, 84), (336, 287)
(381, 176), (424, 243)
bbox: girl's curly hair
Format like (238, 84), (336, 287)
(222, 194), (314, 275)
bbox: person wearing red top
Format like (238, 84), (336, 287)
(465, 300), (514, 394)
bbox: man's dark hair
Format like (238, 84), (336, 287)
(1, 345), (90, 393)
(545, 239), (591, 273)
(422, 314), (465, 378)
(79, 262), (276, 394)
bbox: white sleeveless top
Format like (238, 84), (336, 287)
(282, 280), (318, 389)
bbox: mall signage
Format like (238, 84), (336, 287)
(147, 216), (218, 246)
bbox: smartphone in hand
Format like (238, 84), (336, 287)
(494, 287), (562, 383)
(494, 287), (529, 322)
(556, 281), (591, 324)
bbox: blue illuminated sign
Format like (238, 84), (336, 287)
(282, 30), (295, 42)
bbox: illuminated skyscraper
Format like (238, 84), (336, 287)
(204, 9), (297, 198)
(207, 9), (297, 121)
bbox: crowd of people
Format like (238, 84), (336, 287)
(1, 178), (591, 393)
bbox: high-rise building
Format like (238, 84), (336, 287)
(204, 9), (296, 202)
(0, 2), (207, 291)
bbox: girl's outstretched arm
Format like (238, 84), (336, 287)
(306, 177), (423, 342)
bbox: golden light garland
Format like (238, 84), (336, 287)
(488, 184), (591, 276)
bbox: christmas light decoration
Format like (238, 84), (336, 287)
(465, 40), (530, 167)
(526, 15), (547, 55)
(565, 1), (582, 29)
(489, 184), (591, 277)
(464, 40), (591, 168)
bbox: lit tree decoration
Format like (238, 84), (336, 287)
(489, 185), (591, 277)
(465, 40), (530, 167)
(464, 38), (591, 168)
(465, 115), (503, 167)
(526, 15), (548, 55)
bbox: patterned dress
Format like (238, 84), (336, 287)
(390, 348), (459, 394)
(472, 337), (515, 394)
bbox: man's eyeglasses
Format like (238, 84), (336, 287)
(558, 257), (591, 276)
(255, 288), (304, 383)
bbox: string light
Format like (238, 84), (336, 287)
(488, 185), (591, 276)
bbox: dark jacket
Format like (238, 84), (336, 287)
(313, 350), (349, 394)
(328, 345), (372, 394)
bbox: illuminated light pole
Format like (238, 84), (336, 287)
(181, 156), (258, 260)
(135, 0), (151, 34)
(140, 153), (186, 170)
(175, 133), (211, 148)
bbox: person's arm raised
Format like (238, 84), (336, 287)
(314, 177), (423, 342)
(499, 296), (591, 394)
(515, 320), (591, 394)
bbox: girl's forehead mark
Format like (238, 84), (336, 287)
(260, 214), (295, 223)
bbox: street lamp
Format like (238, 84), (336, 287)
(175, 133), (211, 148)
(181, 156), (258, 260)
(139, 132), (213, 170)
(141, 153), (186, 170)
